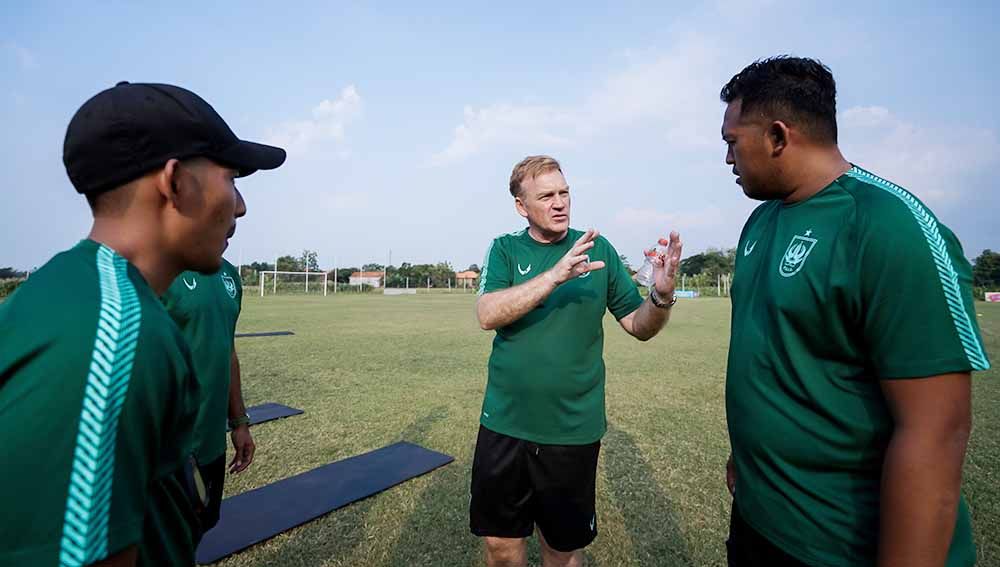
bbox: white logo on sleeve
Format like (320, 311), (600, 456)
(743, 240), (757, 257)
(517, 263), (532, 275)
(779, 230), (817, 277)
(183, 277), (197, 291)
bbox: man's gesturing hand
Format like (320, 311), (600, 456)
(651, 231), (682, 298)
(546, 229), (607, 286)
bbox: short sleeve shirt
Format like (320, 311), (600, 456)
(726, 166), (989, 566)
(162, 259), (243, 462)
(478, 228), (643, 444)
(0, 240), (201, 566)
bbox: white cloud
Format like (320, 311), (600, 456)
(431, 34), (725, 166)
(4, 41), (38, 70)
(431, 104), (574, 166)
(266, 85), (362, 155)
(839, 105), (1000, 203)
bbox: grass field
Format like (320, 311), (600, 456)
(221, 294), (1000, 567)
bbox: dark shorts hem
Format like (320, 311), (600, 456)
(470, 526), (535, 539)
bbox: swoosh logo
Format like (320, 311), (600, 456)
(517, 263), (531, 275)
(183, 278), (197, 291)
(743, 240), (757, 257)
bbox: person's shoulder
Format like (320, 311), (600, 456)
(5, 244), (101, 314)
(840, 165), (945, 235)
(493, 227), (528, 242)
(488, 228), (529, 252)
(591, 230), (619, 253)
(221, 258), (239, 276)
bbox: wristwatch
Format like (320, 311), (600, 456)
(228, 412), (250, 429)
(649, 286), (677, 309)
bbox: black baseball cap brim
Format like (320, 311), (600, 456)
(210, 139), (287, 178)
(64, 82), (288, 194)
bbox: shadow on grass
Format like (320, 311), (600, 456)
(602, 424), (692, 566)
(229, 407), (453, 567)
(383, 413), (481, 567)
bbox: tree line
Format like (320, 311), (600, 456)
(4, 249), (999, 299)
(240, 250), (481, 288)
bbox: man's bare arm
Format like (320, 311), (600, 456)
(878, 372), (971, 567)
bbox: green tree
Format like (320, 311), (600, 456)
(276, 255), (302, 272)
(300, 250), (320, 272)
(329, 267), (359, 284)
(247, 261), (273, 273)
(679, 247), (735, 278)
(972, 249), (1000, 288)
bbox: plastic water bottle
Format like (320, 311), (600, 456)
(635, 246), (666, 287)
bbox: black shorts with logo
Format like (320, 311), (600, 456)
(469, 425), (601, 553)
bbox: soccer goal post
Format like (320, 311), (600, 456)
(258, 270), (329, 297)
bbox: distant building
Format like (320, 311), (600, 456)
(455, 270), (479, 287)
(349, 271), (384, 288)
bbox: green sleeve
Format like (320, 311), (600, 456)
(859, 206), (990, 378)
(234, 264), (244, 316)
(478, 237), (512, 295)
(603, 238), (643, 320)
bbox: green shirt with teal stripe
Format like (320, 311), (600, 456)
(727, 166), (989, 566)
(0, 239), (200, 566)
(163, 259), (243, 462)
(478, 227), (643, 444)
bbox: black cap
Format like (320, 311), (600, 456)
(63, 81), (286, 195)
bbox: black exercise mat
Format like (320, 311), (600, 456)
(235, 331), (295, 338)
(195, 442), (454, 563)
(233, 403), (304, 430)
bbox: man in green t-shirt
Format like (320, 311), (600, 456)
(0, 82), (284, 566)
(470, 155), (683, 567)
(720, 57), (989, 566)
(163, 258), (254, 535)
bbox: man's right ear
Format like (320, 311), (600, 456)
(514, 195), (529, 218)
(157, 158), (182, 205)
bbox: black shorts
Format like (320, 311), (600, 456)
(727, 500), (806, 566)
(469, 425), (600, 553)
(197, 454), (227, 536)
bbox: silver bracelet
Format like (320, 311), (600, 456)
(649, 287), (677, 309)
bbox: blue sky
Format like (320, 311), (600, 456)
(2, 0), (997, 271)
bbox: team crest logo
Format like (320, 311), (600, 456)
(221, 273), (237, 298)
(778, 230), (817, 277)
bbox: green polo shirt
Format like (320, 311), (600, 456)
(727, 166), (989, 566)
(0, 239), (200, 566)
(163, 259), (243, 463)
(478, 227), (643, 445)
